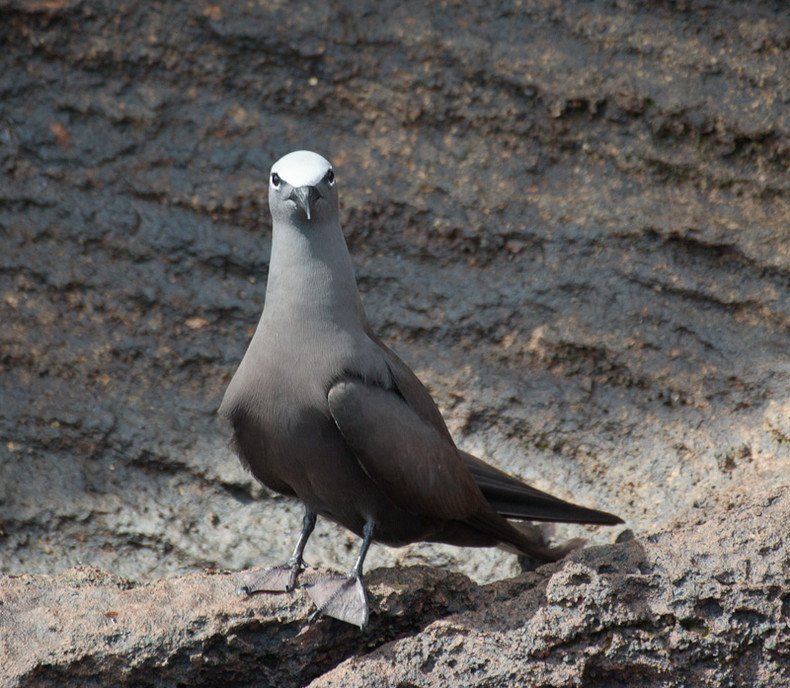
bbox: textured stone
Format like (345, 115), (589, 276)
(1, 0), (789, 684)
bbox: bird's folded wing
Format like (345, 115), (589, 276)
(327, 378), (483, 521)
(462, 451), (623, 525)
(367, 335), (455, 442)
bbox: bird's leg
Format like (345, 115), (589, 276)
(283, 509), (318, 589)
(307, 521), (374, 629)
(236, 509), (316, 595)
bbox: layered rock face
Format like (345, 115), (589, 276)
(1, 1), (789, 686)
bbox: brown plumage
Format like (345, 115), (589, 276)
(220, 151), (622, 628)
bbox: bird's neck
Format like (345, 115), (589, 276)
(262, 218), (368, 332)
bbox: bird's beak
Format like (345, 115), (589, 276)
(289, 185), (322, 221)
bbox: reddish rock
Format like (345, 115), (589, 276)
(2, 490), (788, 687)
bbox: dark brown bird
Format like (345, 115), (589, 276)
(220, 151), (623, 628)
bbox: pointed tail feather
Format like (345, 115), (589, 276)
(462, 451), (623, 525)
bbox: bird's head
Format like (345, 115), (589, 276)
(268, 150), (338, 226)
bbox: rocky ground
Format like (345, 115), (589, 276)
(3, 489), (789, 687)
(1, 0), (789, 685)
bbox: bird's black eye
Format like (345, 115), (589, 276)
(326, 169), (335, 186)
(271, 172), (281, 187)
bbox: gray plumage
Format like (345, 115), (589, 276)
(220, 150), (622, 628)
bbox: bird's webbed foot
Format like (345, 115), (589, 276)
(307, 572), (369, 629)
(235, 557), (306, 596)
(305, 520), (374, 629)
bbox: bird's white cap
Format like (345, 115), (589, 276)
(271, 150), (332, 187)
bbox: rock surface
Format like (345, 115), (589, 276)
(1, 0), (789, 684)
(311, 489), (790, 688)
(2, 489), (788, 687)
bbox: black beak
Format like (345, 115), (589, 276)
(290, 185), (322, 221)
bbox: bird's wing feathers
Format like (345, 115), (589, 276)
(340, 334), (622, 527)
(371, 336), (455, 441)
(327, 377), (484, 521)
(462, 451), (623, 524)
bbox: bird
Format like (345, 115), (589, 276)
(219, 150), (623, 629)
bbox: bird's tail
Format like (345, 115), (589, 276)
(498, 521), (586, 563)
(462, 451), (623, 525)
